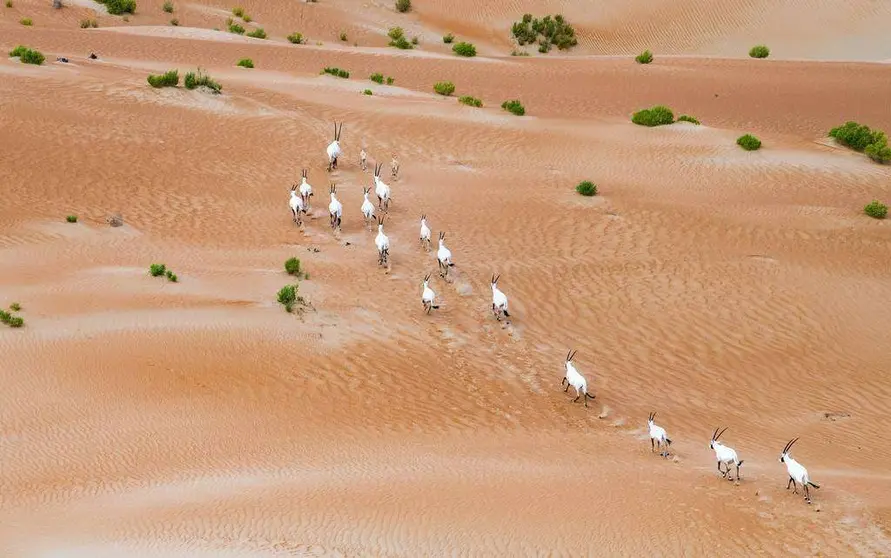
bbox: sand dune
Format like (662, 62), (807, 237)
(2, 0), (891, 556)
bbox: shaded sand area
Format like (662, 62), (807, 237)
(2, 0), (891, 555)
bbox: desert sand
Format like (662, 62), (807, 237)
(2, 0), (891, 556)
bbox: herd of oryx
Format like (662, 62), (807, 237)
(289, 121), (821, 506)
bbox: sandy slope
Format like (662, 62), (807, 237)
(2, 0), (891, 556)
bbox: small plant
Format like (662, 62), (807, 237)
(395, 0), (411, 13)
(232, 6), (244, 17)
(237, 58), (254, 68)
(165, 270), (178, 282)
(511, 13), (578, 51)
(5, 1), (12, 7)
(184, 68), (222, 92)
(242, 14), (251, 22)
(170, 18), (178, 25)
(162, 0), (173, 12)
(11, 46), (46, 65)
(865, 137), (891, 164)
(388, 27), (404, 41)
(228, 22), (245, 34)
(0, 310), (25, 328)
(829, 122), (889, 164)
(147, 70), (179, 88)
(10, 303), (21, 312)
(433, 81), (455, 96)
(749, 45), (770, 58)
(340, 31), (347, 41)
(443, 33), (454, 44)
(631, 105), (674, 127)
(452, 42), (476, 57)
(287, 32), (304, 44)
(576, 181), (597, 196)
(66, 215), (78, 223)
(277, 284), (298, 312)
(285, 257), (302, 276)
(149, 263), (167, 277)
(737, 134), (762, 151)
(501, 99), (525, 116)
(370, 72), (384, 84)
(246, 27), (266, 39)
(635, 49), (653, 64)
(458, 95), (482, 107)
(322, 67), (350, 78)
(20, 17), (32, 26)
(80, 19), (99, 28)
(96, 0), (136, 15)
(10, 45), (28, 57)
(864, 200), (888, 219)
(386, 76), (394, 85)
(387, 27), (413, 50)
(363, 89), (373, 95)
(511, 49), (529, 56)
(677, 115), (700, 125)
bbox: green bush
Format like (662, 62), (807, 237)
(510, 13), (577, 51)
(433, 81), (455, 96)
(232, 6), (244, 17)
(511, 49), (529, 56)
(458, 95), (482, 107)
(237, 58), (254, 68)
(388, 27), (404, 41)
(96, 0), (136, 15)
(865, 137), (891, 164)
(386, 76), (394, 85)
(737, 134), (762, 151)
(149, 263), (167, 277)
(242, 14), (251, 23)
(10, 303), (21, 312)
(10, 45), (29, 57)
(363, 89), (373, 95)
(370, 72), (384, 84)
(287, 32), (304, 44)
(390, 36), (412, 49)
(19, 48), (43, 65)
(677, 115), (700, 125)
(576, 181), (597, 196)
(443, 33), (454, 44)
(277, 284), (298, 312)
(864, 200), (888, 219)
(228, 22), (245, 34)
(829, 121), (883, 152)
(635, 50), (653, 64)
(147, 70), (179, 88)
(20, 17), (32, 26)
(80, 18), (99, 28)
(322, 67), (350, 78)
(162, 1), (173, 12)
(285, 257), (302, 276)
(246, 27), (266, 39)
(0, 310), (25, 329)
(749, 45), (770, 58)
(184, 69), (221, 92)
(631, 105), (674, 127)
(452, 42), (476, 57)
(66, 215), (78, 223)
(501, 99), (525, 116)
(395, 0), (411, 13)
(165, 270), (178, 282)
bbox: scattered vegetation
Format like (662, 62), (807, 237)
(242, 14), (251, 23)
(147, 70), (179, 88)
(677, 115), (700, 125)
(80, 18), (98, 28)
(277, 284), (298, 312)
(228, 22), (245, 34)
(340, 31), (347, 41)
(246, 27), (267, 39)
(363, 89), (373, 95)
(510, 13), (578, 52)
(165, 270), (178, 282)
(170, 18), (178, 26)
(370, 72), (385, 84)
(66, 215), (78, 223)
(10, 46), (46, 65)
(737, 134), (762, 151)
(829, 121), (891, 164)
(149, 263), (167, 277)
(576, 181), (598, 196)
(287, 32), (304, 44)
(284, 257), (303, 277)
(162, 0), (173, 12)
(232, 6), (244, 17)
(749, 45), (770, 59)
(635, 49), (653, 64)
(631, 105), (674, 127)
(443, 33), (454, 44)
(386, 76), (394, 85)
(511, 49), (529, 57)
(322, 66), (350, 78)
(433, 81), (455, 96)
(0, 309), (24, 329)
(395, 0), (411, 13)
(458, 95), (482, 107)
(20, 17), (32, 25)
(10, 303), (21, 312)
(501, 99), (525, 116)
(96, 0), (136, 15)
(237, 58), (254, 68)
(388, 27), (413, 49)
(864, 200), (888, 219)
(184, 68), (221, 93)
(452, 42), (476, 57)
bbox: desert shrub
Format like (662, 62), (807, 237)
(10, 45), (29, 57)
(677, 114), (700, 125)
(865, 137), (891, 164)
(501, 99), (525, 116)
(386, 76), (394, 84)
(228, 22), (245, 34)
(452, 42), (476, 57)
(232, 6), (243, 17)
(184, 68), (221, 92)
(237, 58), (254, 68)
(242, 14), (251, 22)
(10, 303), (21, 311)
(162, 1), (173, 12)
(19, 48), (44, 65)
(395, 0), (411, 13)
(363, 89), (373, 95)
(284, 257), (302, 276)
(287, 32), (304, 44)
(443, 33), (454, 44)
(636, 49), (653, 64)
(66, 215), (78, 223)
(433, 81), (455, 96)
(20, 17), (32, 25)
(149, 263), (167, 277)
(458, 95), (482, 107)
(737, 134), (762, 151)
(277, 284), (298, 312)
(0, 310), (25, 328)
(80, 18), (99, 28)
(387, 27), (413, 49)
(864, 200), (888, 219)
(370, 72), (384, 84)
(96, 0), (136, 15)
(829, 121), (883, 152)
(576, 181), (597, 196)
(147, 70), (179, 88)
(749, 45), (770, 58)
(511, 49), (529, 56)
(5, 1), (12, 7)
(246, 27), (266, 39)
(170, 18), (178, 25)
(340, 31), (347, 41)
(322, 67), (350, 78)
(165, 270), (178, 282)
(631, 105), (674, 127)
(510, 13), (578, 51)
(388, 27), (404, 41)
